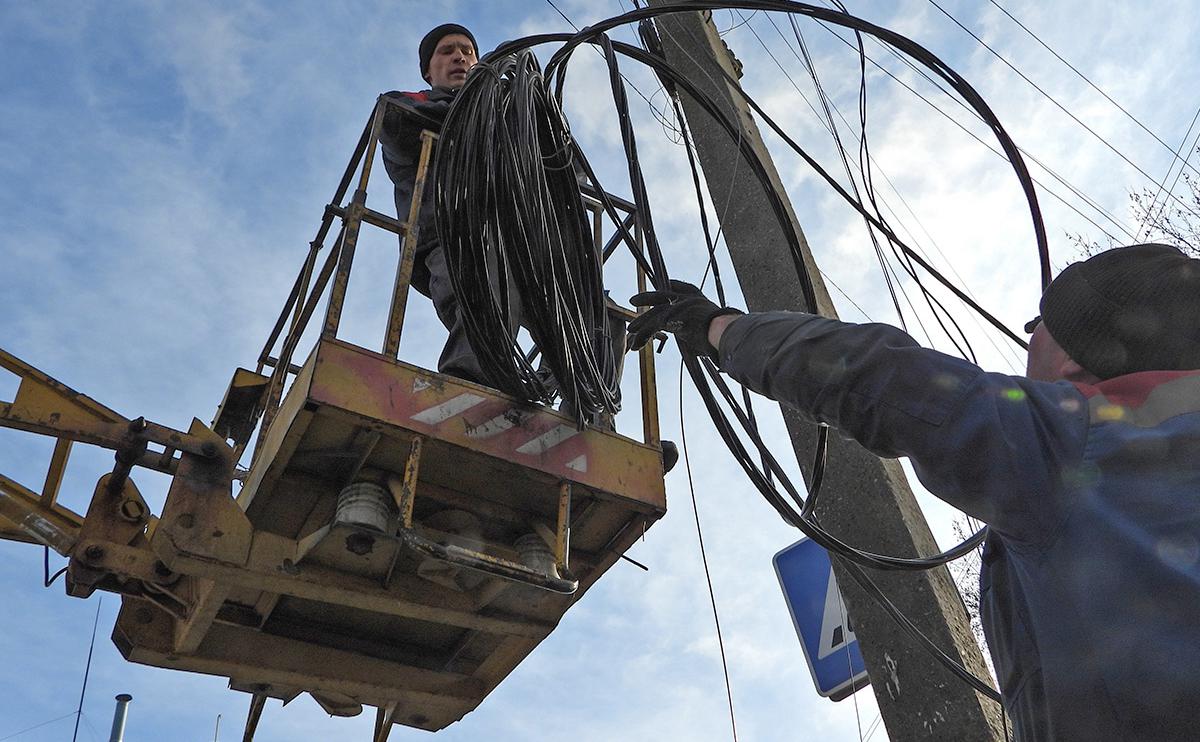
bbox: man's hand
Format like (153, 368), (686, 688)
(627, 280), (743, 363)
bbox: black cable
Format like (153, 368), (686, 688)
(464, 2), (1018, 567)
(44, 545), (67, 587)
(838, 559), (1002, 702)
(526, 2), (1052, 287)
(452, 5), (1015, 701)
(71, 597), (102, 742)
(697, 354), (987, 569)
(753, 9), (1024, 369)
(679, 373), (740, 742)
(806, 7), (1135, 244)
(435, 51), (620, 422)
(779, 9), (979, 362)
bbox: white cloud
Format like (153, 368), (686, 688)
(2, 2), (1198, 741)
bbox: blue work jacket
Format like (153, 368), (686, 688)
(720, 311), (1200, 741)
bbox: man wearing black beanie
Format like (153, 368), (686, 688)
(378, 23), (488, 383)
(373, 22), (647, 445)
(628, 244), (1200, 740)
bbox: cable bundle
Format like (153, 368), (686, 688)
(433, 51), (619, 423)
(475, 2), (1053, 700)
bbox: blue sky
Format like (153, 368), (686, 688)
(2, 2), (1198, 740)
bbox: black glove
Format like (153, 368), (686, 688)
(627, 280), (743, 363)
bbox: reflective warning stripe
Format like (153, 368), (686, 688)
(516, 424), (579, 455)
(410, 393), (487, 425)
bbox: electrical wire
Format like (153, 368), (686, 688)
(435, 1), (1049, 704)
(781, 8), (980, 362)
(928, 0), (1200, 223)
(71, 597), (102, 742)
(1142, 105), (1200, 239)
(545, 0), (684, 142)
(43, 545), (67, 587)
(987, 0), (1200, 181)
(0, 712), (78, 742)
(806, 7), (1136, 244)
(740, 8), (1023, 370)
(528, 1), (1052, 287)
(679, 371), (740, 742)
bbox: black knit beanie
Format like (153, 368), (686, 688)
(1039, 243), (1200, 379)
(419, 23), (477, 82)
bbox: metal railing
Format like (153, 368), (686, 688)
(251, 95), (663, 457)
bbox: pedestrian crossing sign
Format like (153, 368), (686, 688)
(773, 537), (870, 700)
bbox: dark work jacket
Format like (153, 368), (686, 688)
(378, 87), (456, 297)
(720, 311), (1200, 742)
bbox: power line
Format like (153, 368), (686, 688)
(545, 0), (680, 134)
(816, 4), (1134, 239)
(756, 9), (1029, 371)
(1142, 104), (1200, 238)
(928, 0), (1200, 222)
(0, 713), (77, 741)
(987, 0), (1200, 181)
(806, 12), (1136, 244)
(679, 375), (740, 742)
(728, 9), (977, 363)
(759, 8), (1023, 364)
(71, 598), (103, 742)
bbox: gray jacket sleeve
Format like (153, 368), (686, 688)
(717, 312), (1090, 538)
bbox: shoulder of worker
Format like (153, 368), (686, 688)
(1069, 369), (1200, 428)
(382, 88), (456, 113)
(382, 88), (454, 102)
(378, 89), (455, 161)
(381, 88), (455, 139)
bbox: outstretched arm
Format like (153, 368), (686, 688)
(716, 311), (1089, 537)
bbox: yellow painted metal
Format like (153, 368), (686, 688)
(0, 472), (83, 554)
(383, 129), (437, 359)
(0, 96), (671, 740)
(323, 102), (387, 340)
(390, 437), (423, 529)
(155, 420), (252, 568)
(555, 481), (571, 571)
(0, 348), (129, 448)
(212, 368), (270, 448)
(42, 438), (72, 509)
(287, 338), (666, 508)
(636, 261), (662, 447)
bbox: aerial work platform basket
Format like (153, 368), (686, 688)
(0, 95), (668, 738)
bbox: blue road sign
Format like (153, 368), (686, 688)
(773, 537), (869, 701)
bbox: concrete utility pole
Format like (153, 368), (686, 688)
(646, 5), (1004, 740)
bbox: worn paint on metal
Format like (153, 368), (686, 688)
(308, 339), (666, 509)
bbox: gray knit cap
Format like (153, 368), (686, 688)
(1039, 243), (1200, 379)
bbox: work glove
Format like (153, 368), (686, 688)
(627, 280), (743, 363)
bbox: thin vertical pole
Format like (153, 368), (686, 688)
(107, 694), (132, 742)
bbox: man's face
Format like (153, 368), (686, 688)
(1025, 320), (1100, 384)
(426, 33), (477, 89)
(1025, 321), (1071, 382)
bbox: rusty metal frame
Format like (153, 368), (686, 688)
(0, 348), (224, 553)
(245, 95), (663, 463)
(0, 95), (671, 741)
